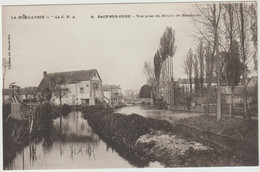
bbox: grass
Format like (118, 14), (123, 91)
(175, 115), (258, 143)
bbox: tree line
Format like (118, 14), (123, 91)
(183, 2), (257, 120)
(144, 2), (257, 120)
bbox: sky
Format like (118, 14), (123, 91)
(2, 3), (202, 91)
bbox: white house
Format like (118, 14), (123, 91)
(102, 85), (123, 107)
(38, 69), (103, 106)
(178, 77), (218, 92)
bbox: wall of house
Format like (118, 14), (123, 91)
(51, 81), (91, 105)
(89, 80), (102, 105)
(180, 83), (217, 92)
(50, 72), (103, 106)
(103, 90), (111, 99)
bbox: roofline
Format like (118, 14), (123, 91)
(91, 69), (102, 82)
(44, 69), (97, 75)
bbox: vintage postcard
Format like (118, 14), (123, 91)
(1, 1), (258, 171)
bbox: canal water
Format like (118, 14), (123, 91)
(9, 111), (163, 170)
(115, 105), (203, 123)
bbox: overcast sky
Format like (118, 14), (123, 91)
(2, 3), (200, 91)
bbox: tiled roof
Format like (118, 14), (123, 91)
(38, 69), (100, 92)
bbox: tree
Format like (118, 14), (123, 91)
(50, 75), (70, 106)
(193, 55), (200, 94)
(193, 3), (223, 120)
(222, 41), (243, 89)
(49, 74), (71, 133)
(197, 40), (205, 95)
(239, 3), (248, 118)
(248, 3), (257, 71)
(154, 50), (161, 98)
(159, 27), (177, 61)
(139, 85), (152, 98)
(184, 49), (193, 94)
(153, 26), (177, 101)
(143, 61), (156, 86)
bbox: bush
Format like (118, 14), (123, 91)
(61, 104), (72, 116)
(82, 107), (174, 149)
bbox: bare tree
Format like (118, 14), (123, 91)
(193, 3), (223, 120)
(143, 61), (156, 86)
(143, 61), (157, 97)
(222, 3), (236, 117)
(193, 54), (200, 94)
(197, 40), (205, 95)
(248, 3), (257, 71)
(184, 49), (193, 94)
(49, 74), (71, 133)
(239, 3), (248, 119)
(49, 75), (70, 106)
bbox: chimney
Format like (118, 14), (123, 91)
(43, 71), (47, 77)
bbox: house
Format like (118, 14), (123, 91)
(178, 77), (218, 92)
(3, 89), (12, 103)
(20, 87), (38, 103)
(38, 69), (103, 106)
(2, 86), (37, 103)
(221, 76), (258, 105)
(102, 85), (123, 107)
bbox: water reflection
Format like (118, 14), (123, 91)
(115, 105), (203, 123)
(10, 111), (163, 170)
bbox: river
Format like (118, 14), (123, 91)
(115, 105), (203, 123)
(8, 110), (164, 170)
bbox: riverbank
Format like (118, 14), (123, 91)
(82, 105), (174, 167)
(82, 105), (258, 167)
(174, 115), (258, 165)
(3, 118), (30, 169)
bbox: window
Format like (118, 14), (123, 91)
(93, 83), (99, 89)
(80, 87), (84, 94)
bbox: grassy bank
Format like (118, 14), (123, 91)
(82, 105), (174, 167)
(81, 106), (258, 167)
(174, 115), (258, 165)
(175, 115), (258, 143)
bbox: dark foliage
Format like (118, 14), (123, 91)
(139, 85), (152, 98)
(154, 50), (161, 85)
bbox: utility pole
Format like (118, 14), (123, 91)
(2, 57), (11, 104)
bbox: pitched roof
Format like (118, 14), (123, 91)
(38, 69), (101, 92)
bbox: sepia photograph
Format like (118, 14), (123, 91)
(1, 0), (259, 170)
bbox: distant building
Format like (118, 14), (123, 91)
(102, 85), (123, 107)
(3, 89), (12, 103)
(20, 87), (38, 103)
(38, 69), (102, 106)
(178, 77), (218, 92)
(123, 89), (139, 99)
(3, 86), (37, 103)
(221, 76), (258, 105)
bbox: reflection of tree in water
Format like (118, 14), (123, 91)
(103, 140), (150, 168)
(29, 140), (37, 165)
(42, 137), (53, 153)
(67, 142), (96, 162)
